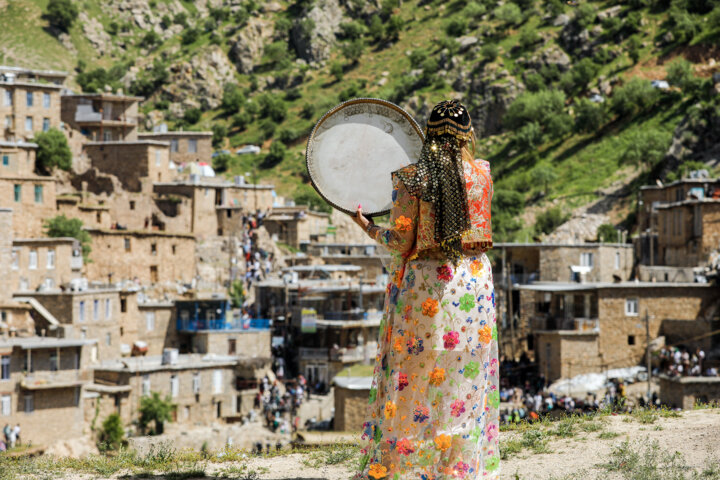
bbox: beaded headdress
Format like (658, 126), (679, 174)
(396, 100), (473, 264)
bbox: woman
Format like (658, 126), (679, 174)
(353, 100), (499, 479)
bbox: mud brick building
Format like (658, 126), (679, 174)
(518, 282), (719, 381)
(0, 175), (57, 238)
(84, 140), (173, 191)
(264, 206), (331, 249)
(10, 237), (82, 292)
(0, 66), (66, 143)
(659, 374), (720, 409)
(56, 195), (112, 229)
(304, 243), (390, 282)
(61, 92), (143, 161)
(333, 376), (372, 431)
(137, 131), (213, 165)
(0, 140), (37, 176)
(137, 301), (178, 356)
(93, 353), (243, 428)
(0, 337), (95, 447)
(85, 229), (196, 285)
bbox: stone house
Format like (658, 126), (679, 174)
(10, 237), (82, 292)
(0, 336), (95, 447)
(83, 141), (173, 192)
(61, 92), (142, 161)
(137, 301), (179, 357)
(56, 196), (112, 230)
(85, 229), (196, 285)
(264, 206), (331, 248)
(304, 243), (390, 282)
(659, 374), (720, 409)
(0, 141), (37, 176)
(137, 131), (213, 165)
(0, 66), (65, 143)
(92, 353), (242, 428)
(518, 282), (719, 382)
(333, 376), (372, 431)
(0, 176), (57, 237)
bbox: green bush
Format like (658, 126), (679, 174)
(212, 124), (228, 149)
(491, 189), (524, 240)
(259, 119), (276, 139)
(494, 3), (522, 26)
(340, 20), (367, 39)
(212, 152), (232, 173)
(570, 57), (601, 90)
(481, 43), (499, 62)
(368, 16), (385, 43)
(140, 31), (161, 48)
(545, 112), (572, 140)
(183, 108), (202, 125)
(139, 393), (175, 435)
(611, 78), (659, 117)
(627, 35), (642, 64)
(232, 111), (251, 130)
(221, 84), (245, 113)
(445, 18), (468, 37)
(544, 0), (564, 17)
(46, 0), (78, 32)
(665, 58), (693, 89)
(518, 27), (539, 50)
(257, 94), (287, 122)
(514, 121), (543, 151)
(573, 98), (606, 133)
(525, 72), (546, 92)
(330, 61), (344, 82)
(409, 49), (429, 68)
(277, 128), (298, 144)
(174, 12), (188, 27)
(262, 141), (287, 168)
(342, 39), (365, 64)
(45, 215), (92, 260)
(535, 207), (568, 235)
(621, 129), (672, 172)
(462, 2), (486, 20)
(98, 413), (125, 451)
(597, 223), (619, 243)
(669, 7), (701, 43)
(530, 165), (558, 194)
(230, 280), (246, 308)
(574, 3), (596, 29)
(300, 103), (315, 119)
(386, 15), (404, 41)
(505, 90), (566, 129)
(181, 28), (200, 45)
(34, 128), (72, 174)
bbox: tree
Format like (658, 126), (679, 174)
(481, 43), (499, 62)
(445, 18), (468, 37)
(545, 112), (572, 140)
(340, 20), (367, 39)
(494, 3), (522, 26)
(183, 108), (202, 125)
(368, 16), (385, 43)
(181, 28), (200, 45)
(386, 15), (403, 41)
(505, 90), (566, 129)
(230, 280), (246, 308)
(627, 35), (642, 64)
(596, 223), (619, 243)
(571, 58), (600, 90)
(300, 103), (315, 119)
(665, 58), (693, 89)
(574, 98), (606, 133)
(342, 39), (365, 65)
(34, 128), (72, 174)
(262, 141), (287, 168)
(514, 121), (543, 151)
(611, 78), (659, 117)
(212, 153), (232, 173)
(330, 61), (344, 82)
(140, 31), (161, 49)
(530, 165), (558, 195)
(98, 413), (125, 451)
(535, 206), (567, 235)
(46, 0), (78, 32)
(139, 393), (175, 435)
(621, 129), (671, 173)
(44, 215), (92, 260)
(233, 112), (251, 130)
(221, 84), (245, 113)
(212, 124), (227, 148)
(574, 3), (596, 29)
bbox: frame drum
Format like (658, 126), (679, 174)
(306, 98), (424, 217)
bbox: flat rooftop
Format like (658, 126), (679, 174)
(0, 337), (97, 350)
(516, 281), (714, 291)
(93, 353), (240, 373)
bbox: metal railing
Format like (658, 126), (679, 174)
(298, 347), (329, 360)
(329, 343), (377, 363)
(532, 315), (599, 332)
(177, 317), (271, 332)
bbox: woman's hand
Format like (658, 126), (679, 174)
(353, 204), (373, 232)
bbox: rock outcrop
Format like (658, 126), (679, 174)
(229, 18), (276, 74)
(290, 0), (344, 64)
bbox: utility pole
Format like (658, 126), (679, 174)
(645, 308), (652, 403)
(502, 248), (516, 360)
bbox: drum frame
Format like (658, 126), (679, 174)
(305, 97), (425, 217)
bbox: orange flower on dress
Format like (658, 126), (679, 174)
(421, 298), (439, 317)
(478, 325), (493, 344)
(434, 434), (452, 451)
(470, 260), (483, 276)
(394, 335), (405, 353)
(428, 367), (446, 386)
(368, 463), (388, 479)
(396, 437), (415, 455)
(395, 215), (413, 232)
(385, 400), (397, 419)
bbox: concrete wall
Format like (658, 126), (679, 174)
(86, 230), (196, 285)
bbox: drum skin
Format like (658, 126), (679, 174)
(306, 98), (424, 217)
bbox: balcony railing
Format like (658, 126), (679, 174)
(299, 347), (329, 360)
(177, 317), (271, 332)
(22, 369), (91, 389)
(329, 342), (378, 363)
(532, 315), (599, 332)
(492, 272), (539, 286)
(323, 310), (382, 321)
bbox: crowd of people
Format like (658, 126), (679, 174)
(657, 346), (717, 377)
(0, 424), (21, 452)
(239, 209), (274, 291)
(255, 374), (308, 434)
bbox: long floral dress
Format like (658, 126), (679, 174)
(357, 160), (500, 480)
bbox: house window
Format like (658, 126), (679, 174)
(0, 395), (10, 416)
(11, 248), (19, 270)
(26, 91), (33, 107)
(44, 278), (54, 289)
(93, 299), (99, 321)
(120, 298), (127, 313)
(213, 369), (223, 394)
(24, 393), (34, 413)
(615, 251), (620, 270)
(28, 249), (37, 269)
(580, 252), (594, 268)
(106, 332), (112, 346)
(25, 116), (32, 131)
(105, 299), (111, 319)
(47, 249), (55, 269)
(49, 352), (58, 372)
(129, 200), (135, 210)
(42, 118), (50, 132)
(188, 139), (197, 153)
(103, 131), (112, 141)
(171, 244), (176, 255)
(170, 139), (178, 152)
(1, 154), (8, 166)
(146, 311), (155, 331)
(628, 335), (636, 345)
(625, 298), (639, 316)
(151, 243), (157, 255)
(3, 89), (11, 106)
(142, 375), (151, 396)
(228, 338), (236, 355)
(124, 238), (131, 252)
(34, 184), (43, 203)
(170, 375), (179, 398)
(155, 150), (161, 166)
(4, 115), (10, 128)
(192, 373), (200, 394)
(43, 92), (50, 108)
(1, 355), (10, 380)
(13, 184), (20, 202)
(79, 300), (86, 322)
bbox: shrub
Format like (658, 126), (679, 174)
(574, 3), (596, 29)
(212, 152), (232, 173)
(409, 49), (429, 68)
(368, 16), (385, 43)
(259, 119), (276, 139)
(181, 28), (200, 45)
(230, 280), (246, 308)
(300, 103), (315, 119)
(525, 72), (546, 92)
(494, 3), (522, 26)
(262, 141), (287, 168)
(340, 20), (367, 39)
(45, 215), (92, 260)
(445, 18), (468, 37)
(277, 128), (297, 144)
(621, 129), (672, 172)
(174, 12), (188, 27)
(212, 124), (228, 148)
(574, 98), (606, 133)
(530, 165), (558, 194)
(514, 121), (543, 150)
(597, 223), (619, 243)
(98, 414), (125, 451)
(386, 15), (404, 41)
(139, 393), (175, 435)
(221, 84), (245, 113)
(504, 90), (566, 129)
(669, 7), (701, 43)
(627, 35), (642, 64)
(518, 27), (539, 50)
(481, 43), (499, 62)
(232, 111), (251, 130)
(34, 128), (72, 174)
(330, 61), (344, 82)
(160, 15), (171, 29)
(46, 0), (78, 32)
(462, 2), (486, 20)
(544, 0), (564, 17)
(257, 94), (287, 122)
(183, 107), (202, 125)
(545, 112), (572, 140)
(665, 58), (693, 89)
(342, 39), (365, 64)
(492, 189), (524, 240)
(570, 57), (601, 90)
(611, 78), (659, 117)
(535, 207), (567, 235)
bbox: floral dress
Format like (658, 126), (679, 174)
(357, 160), (499, 480)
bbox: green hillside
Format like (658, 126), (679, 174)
(2, 0), (719, 240)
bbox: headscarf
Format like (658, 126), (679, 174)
(395, 100), (474, 264)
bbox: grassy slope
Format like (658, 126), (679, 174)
(1, 0), (717, 235)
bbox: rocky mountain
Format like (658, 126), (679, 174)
(2, 0), (719, 241)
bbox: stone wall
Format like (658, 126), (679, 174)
(659, 374), (720, 409)
(86, 230), (196, 285)
(535, 331), (600, 381)
(137, 304), (177, 356)
(10, 238), (80, 292)
(0, 83), (62, 142)
(137, 132), (212, 165)
(0, 209), (12, 303)
(85, 142), (171, 192)
(333, 385), (369, 431)
(539, 245), (633, 283)
(190, 330), (271, 359)
(0, 177), (57, 237)
(0, 144), (37, 176)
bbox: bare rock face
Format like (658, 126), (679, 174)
(402, 96), (432, 125)
(160, 46), (235, 112)
(229, 18), (275, 74)
(523, 45), (572, 73)
(290, 0), (344, 63)
(79, 12), (113, 56)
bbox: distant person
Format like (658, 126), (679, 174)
(3, 424), (9, 446)
(13, 424), (20, 446)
